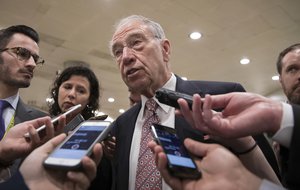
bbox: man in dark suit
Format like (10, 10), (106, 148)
(155, 92), (299, 189)
(0, 25), (47, 181)
(102, 15), (280, 190)
(275, 43), (300, 186)
(286, 104), (300, 189)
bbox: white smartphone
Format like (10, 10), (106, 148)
(43, 120), (112, 170)
(24, 104), (82, 139)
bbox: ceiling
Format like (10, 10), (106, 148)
(1, 0), (299, 120)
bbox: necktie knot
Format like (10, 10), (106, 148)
(145, 98), (158, 112)
(0, 100), (10, 140)
(0, 100), (10, 114)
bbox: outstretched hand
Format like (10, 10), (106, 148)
(177, 93), (283, 138)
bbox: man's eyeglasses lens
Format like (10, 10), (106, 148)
(0, 47), (45, 65)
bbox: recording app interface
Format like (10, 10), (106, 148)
(51, 125), (105, 159)
(156, 128), (196, 168)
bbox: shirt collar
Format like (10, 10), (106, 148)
(1, 93), (19, 110)
(141, 73), (177, 115)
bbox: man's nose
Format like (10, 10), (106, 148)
(24, 56), (37, 69)
(122, 47), (135, 65)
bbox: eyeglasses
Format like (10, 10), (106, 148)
(0, 47), (45, 65)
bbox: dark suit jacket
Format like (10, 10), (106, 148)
(286, 104), (300, 189)
(0, 171), (29, 190)
(14, 99), (48, 125)
(8, 99), (48, 178)
(109, 76), (279, 190)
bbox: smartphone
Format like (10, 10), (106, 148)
(24, 104), (82, 139)
(43, 120), (112, 170)
(155, 88), (193, 109)
(151, 123), (201, 179)
(62, 114), (85, 134)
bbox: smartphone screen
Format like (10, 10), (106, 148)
(151, 124), (201, 179)
(44, 121), (111, 170)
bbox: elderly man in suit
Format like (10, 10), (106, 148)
(0, 25), (48, 181)
(99, 15), (280, 190)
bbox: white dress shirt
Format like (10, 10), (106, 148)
(128, 74), (176, 190)
(259, 102), (294, 190)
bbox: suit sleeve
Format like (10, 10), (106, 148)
(0, 171), (29, 190)
(286, 104), (300, 189)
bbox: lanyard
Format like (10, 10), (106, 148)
(2, 114), (15, 139)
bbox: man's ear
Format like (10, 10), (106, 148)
(279, 75), (282, 84)
(161, 39), (171, 62)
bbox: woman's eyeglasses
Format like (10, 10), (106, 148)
(0, 47), (45, 65)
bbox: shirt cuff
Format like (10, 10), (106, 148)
(259, 179), (286, 190)
(272, 102), (294, 148)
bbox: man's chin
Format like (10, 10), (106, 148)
(12, 81), (31, 88)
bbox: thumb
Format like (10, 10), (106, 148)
(37, 133), (66, 153)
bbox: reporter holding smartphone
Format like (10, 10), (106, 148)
(0, 116), (65, 182)
(0, 132), (102, 190)
(149, 139), (285, 190)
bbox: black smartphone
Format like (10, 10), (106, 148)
(43, 120), (112, 170)
(151, 123), (201, 179)
(155, 88), (193, 109)
(24, 104), (82, 139)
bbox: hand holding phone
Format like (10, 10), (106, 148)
(155, 88), (194, 109)
(24, 104), (82, 139)
(43, 120), (112, 170)
(151, 124), (201, 179)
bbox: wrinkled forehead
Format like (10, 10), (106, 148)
(111, 20), (153, 43)
(282, 49), (300, 68)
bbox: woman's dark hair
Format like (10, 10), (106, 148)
(49, 66), (100, 119)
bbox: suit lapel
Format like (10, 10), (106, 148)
(14, 99), (30, 125)
(175, 76), (205, 142)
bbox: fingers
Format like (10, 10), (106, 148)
(208, 93), (234, 110)
(202, 94), (213, 123)
(148, 140), (157, 152)
(148, 141), (183, 190)
(55, 116), (66, 135)
(184, 138), (220, 158)
(91, 143), (102, 166)
(30, 116), (52, 129)
(66, 156), (98, 190)
(27, 125), (41, 147)
(67, 170), (91, 190)
(43, 117), (55, 141)
(102, 137), (115, 159)
(37, 133), (66, 154)
(178, 98), (195, 128)
(191, 94), (206, 130)
(66, 143), (102, 189)
(149, 141), (164, 166)
(156, 151), (182, 190)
